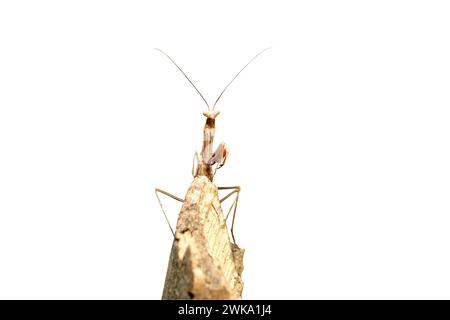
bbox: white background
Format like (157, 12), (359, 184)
(1, 1), (449, 299)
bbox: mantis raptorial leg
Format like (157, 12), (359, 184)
(155, 188), (184, 237)
(192, 151), (199, 178)
(218, 186), (240, 244)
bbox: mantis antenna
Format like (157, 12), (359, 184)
(155, 48), (211, 110)
(212, 47), (271, 110)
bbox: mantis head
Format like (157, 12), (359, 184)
(203, 110), (220, 119)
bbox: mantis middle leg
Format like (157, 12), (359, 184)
(155, 188), (184, 237)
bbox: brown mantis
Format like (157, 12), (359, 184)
(154, 48), (270, 244)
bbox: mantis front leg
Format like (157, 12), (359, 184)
(218, 186), (240, 244)
(192, 151), (199, 178)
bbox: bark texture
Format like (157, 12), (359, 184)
(162, 176), (244, 299)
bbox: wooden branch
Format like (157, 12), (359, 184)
(162, 176), (244, 299)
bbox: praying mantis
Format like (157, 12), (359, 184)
(154, 48), (270, 244)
